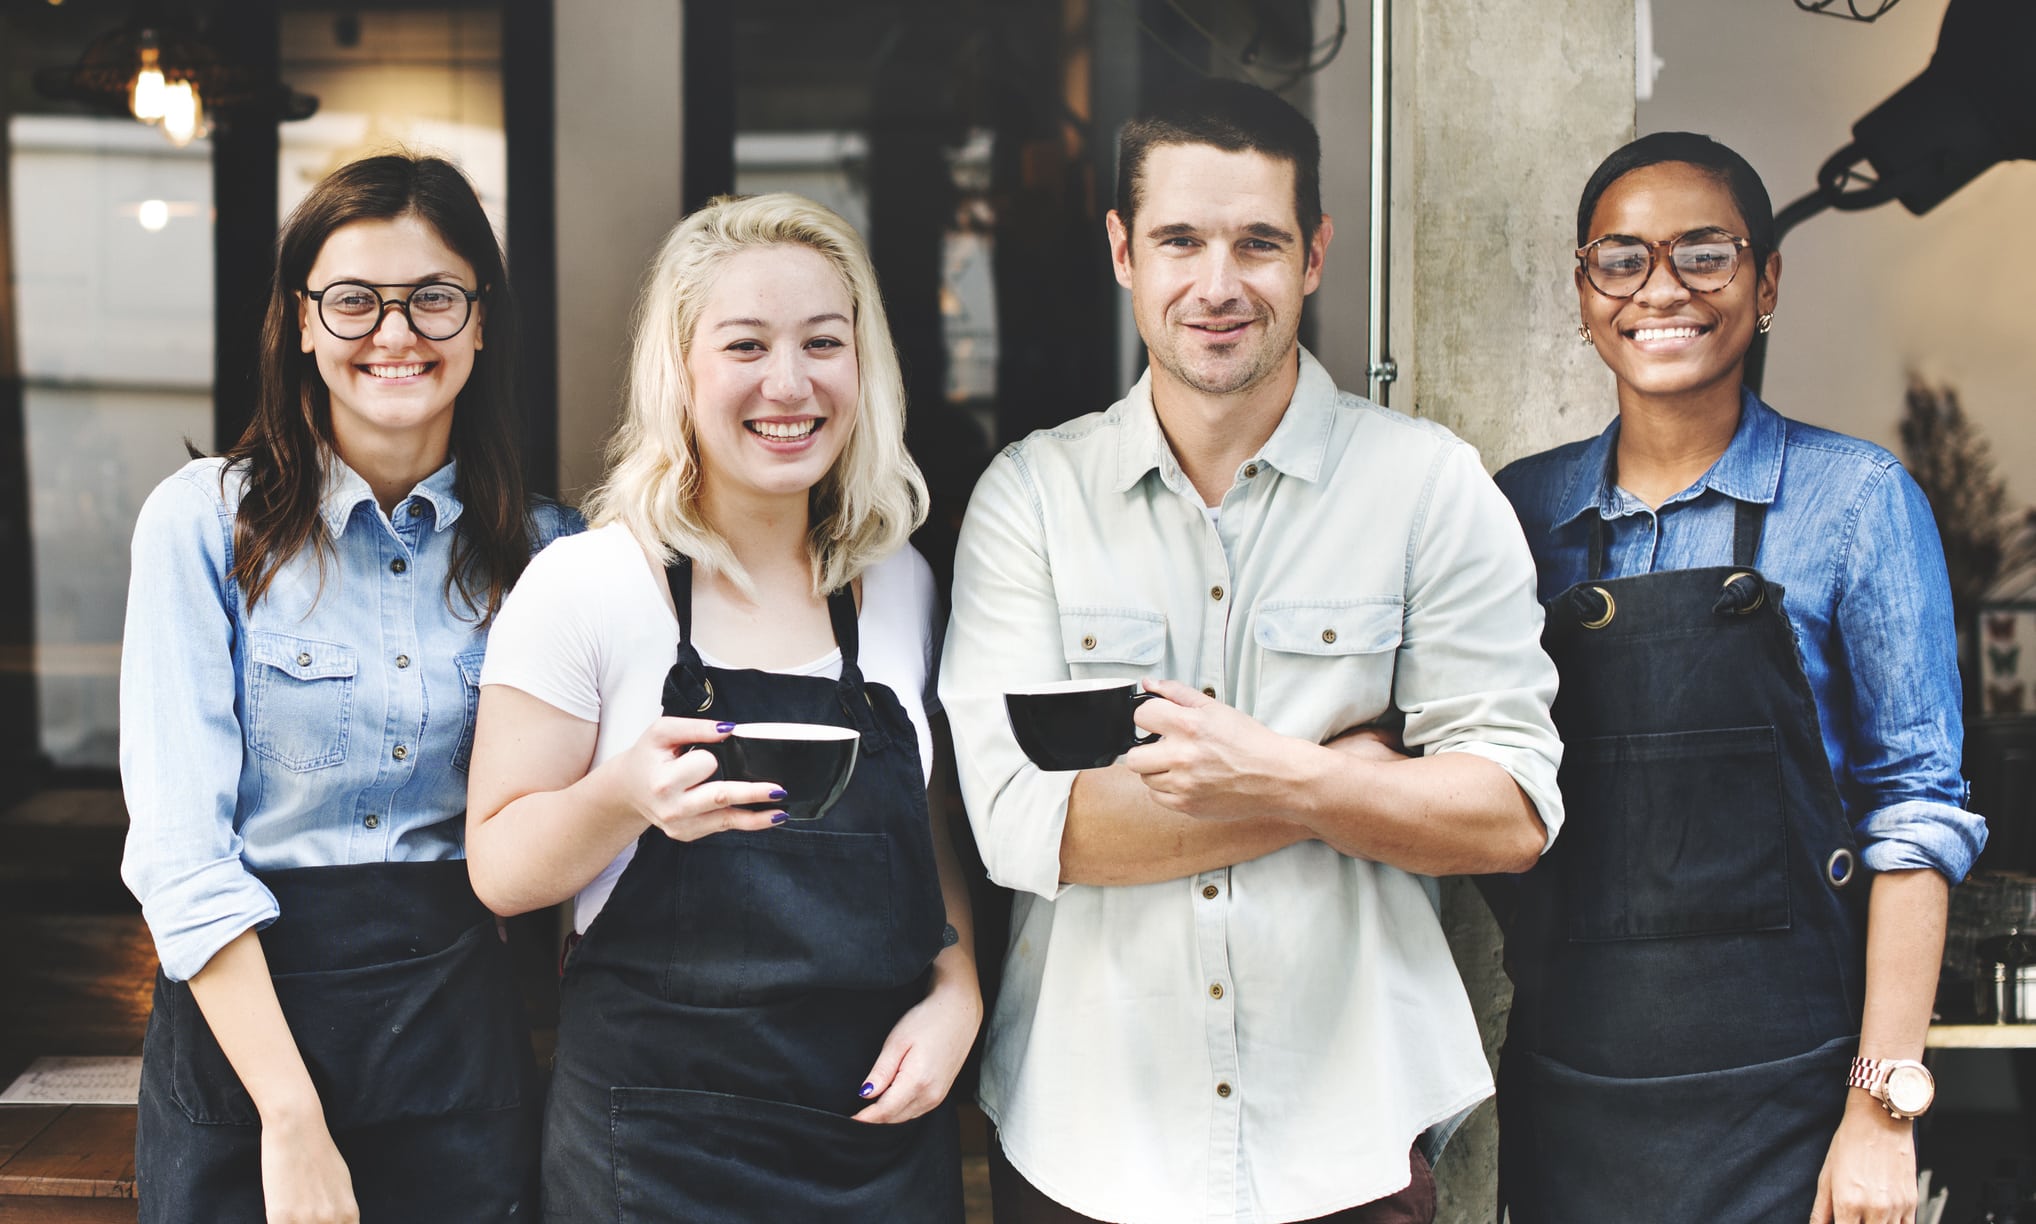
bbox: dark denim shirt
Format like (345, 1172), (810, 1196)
(1496, 389), (1984, 884)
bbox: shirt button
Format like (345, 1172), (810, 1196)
(1210, 586), (1225, 602)
(1202, 884), (1220, 900)
(296, 652), (312, 667)
(396, 654), (411, 669)
(390, 557), (408, 575)
(1081, 635), (1097, 651)
(1322, 629), (1338, 644)
(1200, 686), (1216, 699)
(1242, 463), (1259, 479)
(1209, 983), (1225, 1000)
(1216, 1082), (1233, 1099)
(392, 745), (409, 761)
(363, 813), (380, 830)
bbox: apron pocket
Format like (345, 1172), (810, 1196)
(160, 973), (260, 1126)
(609, 1086), (947, 1221)
(1559, 725), (1791, 942)
(1500, 1036), (1851, 1224)
(269, 921), (527, 1129)
(666, 827), (901, 1006)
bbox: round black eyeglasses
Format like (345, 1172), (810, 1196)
(304, 280), (480, 341)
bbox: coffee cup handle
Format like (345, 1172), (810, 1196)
(1128, 689), (1163, 747)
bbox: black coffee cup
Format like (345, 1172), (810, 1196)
(706, 722), (860, 821)
(1004, 679), (1162, 771)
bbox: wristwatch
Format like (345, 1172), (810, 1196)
(1847, 1057), (1935, 1120)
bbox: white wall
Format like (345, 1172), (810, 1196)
(553, 0), (684, 500)
(1640, 0), (2036, 503)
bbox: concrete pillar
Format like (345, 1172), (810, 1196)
(553, 0), (684, 501)
(1381, 3), (1632, 1220)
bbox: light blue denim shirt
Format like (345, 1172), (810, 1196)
(1497, 389), (1985, 884)
(119, 457), (581, 981)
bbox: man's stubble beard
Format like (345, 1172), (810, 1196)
(1148, 311), (1296, 399)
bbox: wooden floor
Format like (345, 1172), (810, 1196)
(0, 786), (994, 1220)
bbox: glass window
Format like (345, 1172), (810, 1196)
(278, 8), (506, 236)
(9, 114), (213, 774)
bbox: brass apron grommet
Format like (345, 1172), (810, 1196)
(1580, 586), (1617, 630)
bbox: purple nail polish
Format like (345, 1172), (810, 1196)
(859, 1082), (875, 1097)
(769, 789), (788, 800)
(716, 722), (735, 733)
(770, 812), (789, 825)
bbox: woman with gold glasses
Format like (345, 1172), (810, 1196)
(1494, 132), (1982, 1224)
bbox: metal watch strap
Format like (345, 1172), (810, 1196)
(1848, 1056), (1932, 1120)
(1846, 1057), (1887, 1093)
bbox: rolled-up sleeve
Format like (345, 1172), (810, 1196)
(939, 450), (1078, 900)
(1396, 442), (1566, 846)
(119, 472), (277, 982)
(1835, 463), (1985, 881)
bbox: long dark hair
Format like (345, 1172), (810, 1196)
(224, 153), (532, 619)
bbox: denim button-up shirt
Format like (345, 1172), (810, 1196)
(1496, 390), (1985, 884)
(119, 457), (580, 981)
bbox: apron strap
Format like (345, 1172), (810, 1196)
(826, 582), (891, 748)
(660, 556), (716, 716)
(664, 555), (696, 648)
(1733, 499), (1768, 569)
(1585, 498), (1768, 583)
(826, 583), (861, 674)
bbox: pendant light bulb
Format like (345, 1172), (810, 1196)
(161, 80), (202, 146)
(131, 46), (166, 122)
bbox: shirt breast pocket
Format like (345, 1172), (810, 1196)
(247, 631), (359, 772)
(453, 647), (485, 774)
(1252, 598), (1402, 721)
(1058, 606), (1167, 674)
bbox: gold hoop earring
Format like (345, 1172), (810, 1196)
(1756, 312), (1775, 334)
(1578, 325), (1593, 345)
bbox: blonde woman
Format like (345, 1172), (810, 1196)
(466, 193), (977, 1222)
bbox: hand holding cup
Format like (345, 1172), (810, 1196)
(704, 722), (860, 821)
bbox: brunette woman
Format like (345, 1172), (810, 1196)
(467, 193), (978, 1222)
(120, 154), (575, 1223)
(1495, 132), (1984, 1224)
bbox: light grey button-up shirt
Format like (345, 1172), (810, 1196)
(941, 350), (1563, 1222)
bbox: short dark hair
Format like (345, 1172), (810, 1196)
(1115, 78), (1323, 248)
(1576, 131), (1777, 265)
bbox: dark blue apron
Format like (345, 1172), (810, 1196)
(1499, 501), (1870, 1224)
(136, 860), (540, 1222)
(539, 557), (960, 1223)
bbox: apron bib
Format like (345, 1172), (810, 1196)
(540, 558), (959, 1223)
(137, 860), (539, 1223)
(1499, 501), (1869, 1224)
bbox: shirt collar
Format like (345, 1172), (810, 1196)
(1112, 347), (1340, 494)
(319, 457), (463, 539)
(1551, 387), (1785, 531)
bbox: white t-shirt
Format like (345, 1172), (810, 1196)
(480, 521), (942, 931)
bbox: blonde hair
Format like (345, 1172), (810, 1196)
(583, 193), (928, 597)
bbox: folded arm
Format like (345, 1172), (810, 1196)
(939, 453), (1304, 897)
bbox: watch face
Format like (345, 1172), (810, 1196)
(1886, 1064), (1934, 1115)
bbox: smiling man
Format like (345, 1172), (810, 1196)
(940, 81), (1566, 1223)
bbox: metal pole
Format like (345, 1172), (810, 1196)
(1367, 0), (1397, 405)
